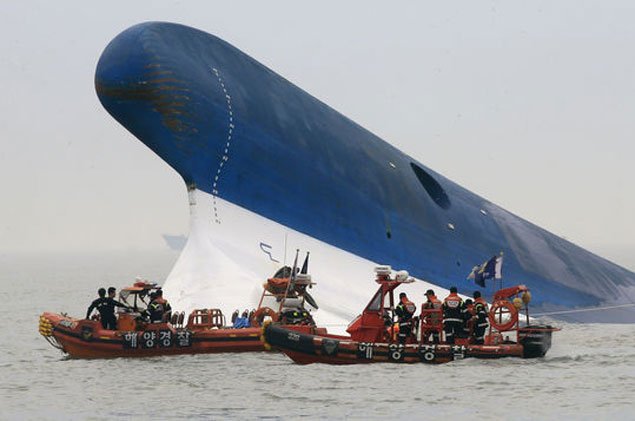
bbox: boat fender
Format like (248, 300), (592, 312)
(522, 291), (532, 304)
(251, 307), (279, 327)
(38, 316), (53, 337)
(260, 319), (272, 351)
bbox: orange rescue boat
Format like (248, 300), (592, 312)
(39, 268), (321, 359)
(264, 266), (559, 364)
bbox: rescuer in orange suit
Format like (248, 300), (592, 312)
(422, 289), (443, 343)
(395, 292), (416, 344)
(442, 286), (464, 344)
(472, 291), (489, 344)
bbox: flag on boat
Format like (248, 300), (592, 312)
(467, 254), (503, 287)
(300, 252), (310, 274)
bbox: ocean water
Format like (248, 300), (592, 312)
(1, 251), (634, 420)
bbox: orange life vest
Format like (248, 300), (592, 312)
(443, 293), (464, 322)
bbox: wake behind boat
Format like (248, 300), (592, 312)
(264, 266), (559, 364)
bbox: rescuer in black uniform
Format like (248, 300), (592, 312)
(148, 289), (172, 323)
(395, 292), (416, 344)
(155, 289), (172, 321)
(147, 292), (160, 322)
(472, 291), (489, 344)
(102, 287), (127, 330)
(86, 288), (108, 328)
(463, 298), (474, 338)
(442, 286), (465, 344)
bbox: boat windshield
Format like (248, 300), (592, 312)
(367, 289), (382, 311)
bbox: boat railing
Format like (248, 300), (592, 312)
(187, 309), (225, 329)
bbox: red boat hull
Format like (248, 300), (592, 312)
(264, 323), (553, 365)
(40, 312), (267, 358)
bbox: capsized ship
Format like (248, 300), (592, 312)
(95, 22), (635, 325)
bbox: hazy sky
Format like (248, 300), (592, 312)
(1, 1), (633, 268)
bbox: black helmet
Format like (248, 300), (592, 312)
(473, 291), (481, 299)
(450, 286), (457, 293)
(399, 292), (407, 298)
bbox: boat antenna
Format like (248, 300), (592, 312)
(301, 251), (310, 274)
(283, 232), (288, 266)
(291, 249), (299, 280)
(497, 251), (504, 291)
(286, 249), (300, 294)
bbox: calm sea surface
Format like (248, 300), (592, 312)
(1, 251), (634, 420)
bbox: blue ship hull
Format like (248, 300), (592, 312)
(95, 22), (635, 322)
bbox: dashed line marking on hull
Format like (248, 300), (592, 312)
(210, 67), (235, 224)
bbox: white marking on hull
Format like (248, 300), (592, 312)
(209, 67), (235, 225)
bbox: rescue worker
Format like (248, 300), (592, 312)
(86, 288), (109, 328)
(155, 289), (172, 321)
(442, 286), (464, 344)
(421, 289), (442, 344)
(147, 292), (161, 322)
(394, 292), (416, 344)
(148, 289), (172, 323)
(472, 291), (489, 344)
(463, 298), (474, 338)
(103, 287), (127, 330)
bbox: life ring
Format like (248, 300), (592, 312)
(251, 307), (279, 327)
(488, 300), (518, 331)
